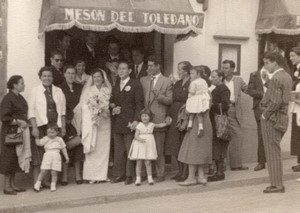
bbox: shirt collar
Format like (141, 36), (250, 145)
(152, 73), (161, 79)
(270, 68), (283, 79)
(297, 63), (300, 70)
(121, 77), (130, 84)
(110, 54), (119, 60)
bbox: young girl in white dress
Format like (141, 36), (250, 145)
(186, 66), (210, 136)
(34, 124), (69, 192)
(128, 109), (169, 186)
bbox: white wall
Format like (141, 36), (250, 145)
(7, 1), (44, 99)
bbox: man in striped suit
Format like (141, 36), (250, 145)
(260, 52), (292, 193)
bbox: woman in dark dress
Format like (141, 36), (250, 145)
(165, 61), (191, 181)
(0, 76), (28, 194)
(289, 47), (300, 172)
(28, 66), (66, 185)
(60, 65), (84, 184)
(207, 70), (231, 182)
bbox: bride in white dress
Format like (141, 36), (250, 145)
(80, 68), (111, 183)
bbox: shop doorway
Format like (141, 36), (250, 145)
(44, 28), (171, 74)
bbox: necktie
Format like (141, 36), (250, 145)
(120, 81), (125, 91)
(147, 76), (155, 107)
(135, 65), (139, 78)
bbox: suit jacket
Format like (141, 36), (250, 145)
(51, 65), (65, 87)
(140, 74), (173, 125)
(111, 78), (144, 134)
(260, 69), (292, 133)
(130, 63), (148, 79)
(75, 44), (100, 74)
(248, 71), (264, 121)
(231, 76), (248, 125)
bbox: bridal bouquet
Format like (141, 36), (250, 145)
(87, 90), (110, 125)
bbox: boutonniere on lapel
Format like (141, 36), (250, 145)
(124, 85), (131, 92)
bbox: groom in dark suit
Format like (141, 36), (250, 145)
(110, 61), (144, 185)
(261, 52), (292, 193)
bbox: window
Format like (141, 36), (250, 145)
(218, 43), (241, 75)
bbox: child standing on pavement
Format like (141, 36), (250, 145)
(186, 66), (211, 136)
(34, 124), (69, 192)
(128, 109), (170, 186)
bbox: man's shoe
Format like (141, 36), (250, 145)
(207, 174), (225, 182)
(263, 186), (285, 193)
(155, 177), (165, 183)
(231, 166), (249, 171)
(292, 164), (300, 170)
(3, 189), (17, 195)
(124, 176), (133, 185)
(110, 176), (125, 184)
(254, 163), (265, 171)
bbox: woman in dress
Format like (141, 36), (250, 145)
(177, 67), (213, 186)
(0, 75), (30, 195)
(81, 68), (111, 183)
(289, 47), (300, 172)
(28, 66), (66, 185)
(165, 61), (191, 182)
(207, 69), (231, 182)
(60, 65), (84, 185)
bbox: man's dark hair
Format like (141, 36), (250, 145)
(38, 66), (53, 78)
(50, 49), (63, 58)
(147, 55), (161, 66)
(263, 52), (285, 67)
(57, 32), (71, 42)
(131, 45), (145, 55)
(222, 60), (236, 69)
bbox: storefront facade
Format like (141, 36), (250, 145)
(2, 0), (293, 163)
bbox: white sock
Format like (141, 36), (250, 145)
(50, 183), (56, 191)
(135, 176), (141, 183)
(34, 181), (41, 191)
(148, 176), (154, 183)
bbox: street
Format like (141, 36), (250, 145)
(38, 179), (300, 213)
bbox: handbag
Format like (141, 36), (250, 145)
(5, 125), (23, 146)
(214, 103), (231, 141)
(64, 123), (81, 149)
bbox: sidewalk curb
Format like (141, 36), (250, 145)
(1, 172), (299, 213)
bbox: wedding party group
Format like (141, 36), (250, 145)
(0, 31), (299, 195)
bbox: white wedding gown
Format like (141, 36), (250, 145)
(81, 85), (111, 181)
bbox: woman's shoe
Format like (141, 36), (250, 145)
(176, 176), (187, 182)
(76, 180), (83, 185)
(207, 174), (225, 182)
(179, 180), (197, 186)
(197, 178), (207, 186)
(61, 181), (68, 186)
(3, 189), (17, 195)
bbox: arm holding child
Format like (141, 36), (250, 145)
(134, 130), (146, 143)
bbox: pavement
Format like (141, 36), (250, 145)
(0, 157), (300, 213)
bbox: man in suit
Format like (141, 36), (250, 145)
(140, 55), (173, 182)
(222, 60), (249, 171)
(110, 61), (144, 185)
(76, 31), (99, 74)
(50, 50), (64, 86)
(130, 46), (148, 79)
(56, 32), (73, 65)
(248, 68), (268, 171)
(260, 52), (292, 193)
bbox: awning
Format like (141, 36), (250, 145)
(39, 0), (204, 37)
(256, 0), (300, 35)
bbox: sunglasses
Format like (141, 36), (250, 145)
(54, 59), (64, 62)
